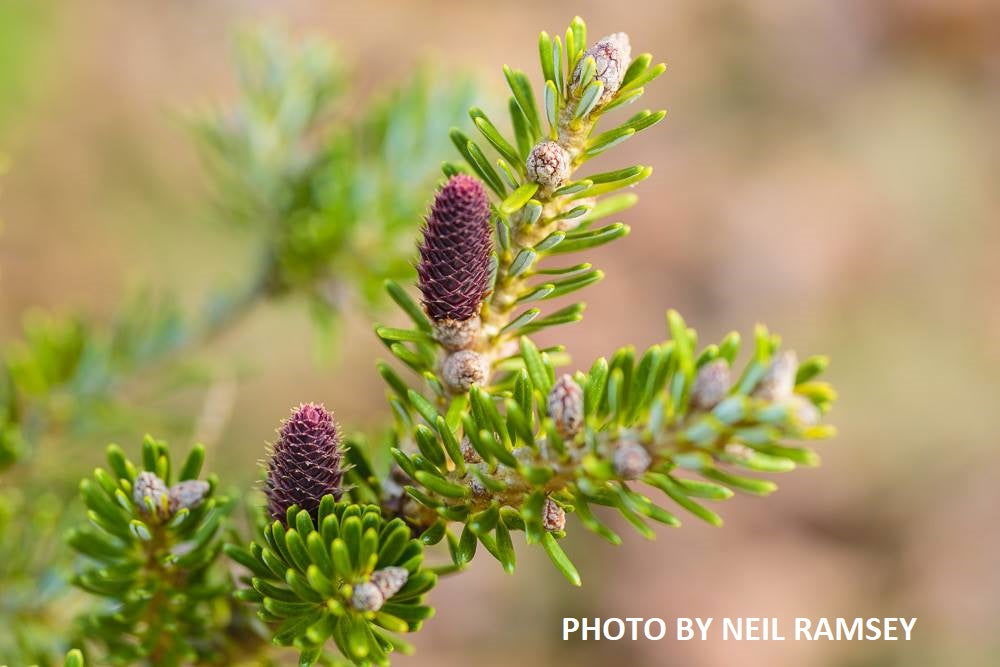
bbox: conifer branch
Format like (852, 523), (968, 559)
(22, 16), (841, 667)
(224, 404), (437, 666)
(367, 16), (838, 592)
(67, 438), (238, 664)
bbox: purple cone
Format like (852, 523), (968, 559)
(417, 174), (493, 322)
(265, 403), (343, 522)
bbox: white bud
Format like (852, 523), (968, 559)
(786, 394), (820, 426)
(351, 582), (385, 612)
(691, 359), (731, 411)
(542, 497), (566, 532)
(370, 566), (409, 600)
(526, 141), (572, 189)
(613, 440), (651, 480)
(442, 350), (490, 393)
(547, 375), (584, 438)
(432, 316), (481, 351)
(133, 472), (169, 519)
(573, 32), (632, 104)
(168, 480), (210, 513)
(753, 351), (798, 402)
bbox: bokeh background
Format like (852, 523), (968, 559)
(2, 1), (999, 665)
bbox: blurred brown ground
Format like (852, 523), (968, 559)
(2, 1), (999, 665)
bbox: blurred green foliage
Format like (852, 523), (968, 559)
(0, 28), (477, 472)
(0, 489), (69, 666)
(190, 29), (476, 340)
(0, 298), (186, 470)
(0, 0), (52, 131)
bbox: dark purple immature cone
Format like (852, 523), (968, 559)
(265, 403), (344, 523)
(417, 174), (493, 330)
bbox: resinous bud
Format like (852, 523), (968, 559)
(371, 566), (409, 600)
(548, 375), (584, 438)
(572, 32), (632, 105)
(442, 349), (490, 393)
(133, 471), (169, 520)
(542, 497), (566, 532)
(168, 480), (210, 513)
(526, 140), (572, 189)
(612, 440), (651, 480)
(691, 359), (731, 411)
(753, 351), (798, 402)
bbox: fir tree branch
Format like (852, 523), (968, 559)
(391, 314), (834, 529)
(68, 438), (235, 664)
(365, 17), (838, 590)
(471, 27), (655, 356)
(31, 16), (842, 667)
(224, 405), (438, 666)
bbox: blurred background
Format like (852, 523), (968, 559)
(2, 1), (999, 665)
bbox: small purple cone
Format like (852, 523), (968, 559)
(416, 174), (493, 323)
(265, 403), (344, 523)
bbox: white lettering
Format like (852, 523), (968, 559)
(563, 616), (916, 641)
(645, 618), (667, 640)
(581, 617), (600, 640)
(562, 618), (579, 640)
(604, 618), (625, 640)
(838, 617), (863, 641)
